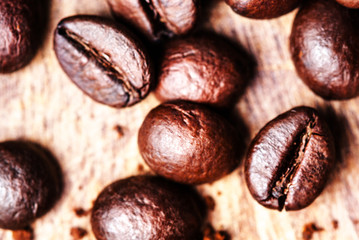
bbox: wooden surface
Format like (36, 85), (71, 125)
(1, 0), (359, 239)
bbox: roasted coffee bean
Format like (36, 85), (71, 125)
(0, 0), (43, 73)
(91, 176), (205, 240)
(336, 0), (359, 8)
(107, 0), (198, 41)
(138, 101), (240, 184)
(155, 34), (248, 108)
(290, 0), (359, 99)
(245, 107), (335, 211)
(225, 0), (301, 19)
(0, 141), (62, 230)
(54, 15), (153, 108)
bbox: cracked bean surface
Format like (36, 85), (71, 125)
(245, 106), (335, 211)
(53, 15), (153, 108)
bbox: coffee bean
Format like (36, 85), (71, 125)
(225, 0), (301, 19)
(0, 141), (62, 229)
(0, 0), (43, 73)
(107, 0), (199, 41)
(138, 100), (240, 184)
(155, 34), (248, 108)
(290, 0), (359, 99)
(245, 107), (335, 211)
(91, 176), (205, 240)
(336, 0), (359, 8)
(54, 15), (153, 108)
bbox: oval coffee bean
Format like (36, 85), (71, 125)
(54, 15), (153, 108)
(0, 141), (62, 229)
(107, 0), (198, 41)
(290, 0), (359, 99)
(225, 0), (301, 19)
(155, 34), (248, 108)
(91, 176), (205, 240)
(245, 107), (335, 211)
(336, 0), (359, 8)
(138, 100), (240, 184)
(0, 0), (42, 73)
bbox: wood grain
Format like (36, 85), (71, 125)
(1, 0), (359, 239)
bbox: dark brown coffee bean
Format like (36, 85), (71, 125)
(54, 15), (153, 108)
(336, 0), (359, 8)
(155, 34), (248, 108)
(0, 0), (42, 73)
(91, 176), (205, 240)
(225, 0), (301, 19)
(107, 0), (198, 41)
(138, 101), (240, 184)
(0, 141), (62, 230)
(245, 107), (335, 211)
(290, 0), (359, 99)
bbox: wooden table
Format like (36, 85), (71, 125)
(1, 0), (358, 239)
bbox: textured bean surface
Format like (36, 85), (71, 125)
(0, 141), (62, 230)
(0, 0), (41, 73)
(54, 15), (153, 108)
(107, 0), (198, 41)
(138, 101), (240, 184)
(290, 0), (359, 99)
(245, 107), (335, 211)
(91, 176), (204, 240)
(225, 0), (301, 19)
(155, 34), (249, 107)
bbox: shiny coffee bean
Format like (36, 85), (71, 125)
(155, 34), (248, 108)
(336, 0), (359, 8)
(54, 15), (153, 108)
(245, 107), (335, 211)
(138, 101), (240, 184)
(91, 176), (205, 240)
(0, 0), (43, 73)
(107, 0), (199, 41)
(225, 0), (301, 19)
(0, 141), (62, 230)
(290, 0), (359, 99)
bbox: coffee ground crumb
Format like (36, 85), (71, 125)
(302, 223), (324, 240)
(138, 164), (144, 172)
(203, 224), (230, 240)
(73, 207), (91, 217)
(332, 220), (339, 229)
(12, 226), (33, 240)
(70, 227), (87, 240)
(113, 125), (124, 138)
